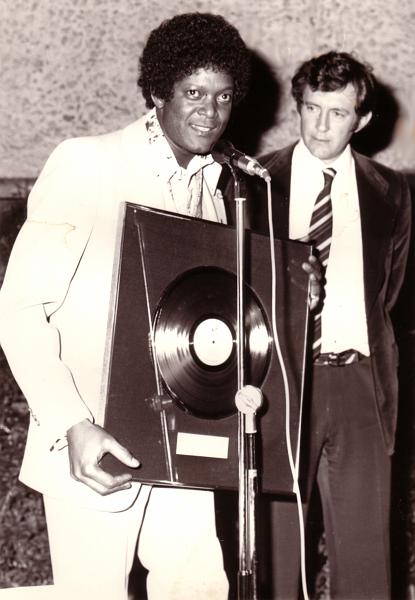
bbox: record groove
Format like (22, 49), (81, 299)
(153, 266), (271, 419)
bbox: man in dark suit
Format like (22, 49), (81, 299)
(251, 51), (411, 599)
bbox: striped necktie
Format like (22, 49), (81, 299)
(310, 167), (336, 358)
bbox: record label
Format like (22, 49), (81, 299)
(192, 318), (234, 367)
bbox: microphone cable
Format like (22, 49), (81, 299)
(265, 177), (310, 600)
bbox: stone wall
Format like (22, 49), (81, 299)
(0, 181), (32, 285)
(1, 0), (414, 179)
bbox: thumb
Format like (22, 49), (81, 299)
(105, 437), (140, 468)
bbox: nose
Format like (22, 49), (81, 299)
(199, 96), (217, 119)
(316, 109), (329, 132)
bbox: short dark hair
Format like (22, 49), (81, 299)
(291, 51), (377, 116)
(138, 12), (251, 109)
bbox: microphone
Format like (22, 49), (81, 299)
(212, 140), (270, 180)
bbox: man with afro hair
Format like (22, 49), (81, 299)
(0, 12), (251, 600)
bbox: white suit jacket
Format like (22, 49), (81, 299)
(0, 114), (225, 510)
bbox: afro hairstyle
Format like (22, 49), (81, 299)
(138, 12), (251, 108)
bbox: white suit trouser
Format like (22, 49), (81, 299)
(42, 485), (229, 600)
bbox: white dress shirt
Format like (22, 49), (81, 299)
(290, 140), (369, 355)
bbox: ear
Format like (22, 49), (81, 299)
(151, 93), (165, 109)
(354, 111), (372, 133)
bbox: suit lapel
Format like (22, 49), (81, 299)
(261, 144), (295, 239)
(354, 152), (395, 315)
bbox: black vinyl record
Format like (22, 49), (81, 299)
(153, 266), (271, 418)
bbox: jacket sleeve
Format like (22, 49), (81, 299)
(386, 171), (412, 312)
(0, 137), (99, 446)
(392, 175), (415, 372)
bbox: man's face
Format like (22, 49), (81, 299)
(299, 83), (372, 163)
(152, 67), (234, 167)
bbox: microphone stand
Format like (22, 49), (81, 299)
(230, 165), (258, 600)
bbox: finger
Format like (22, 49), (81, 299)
(80, 476), (132, 496)
(309, 276), (320, 294)
(301, 262), (315, 276)
(78, 462), (134, 494)
(302, 262), (322, 282)
(308, 294), (319, 311)
(103, 437), (140, 469)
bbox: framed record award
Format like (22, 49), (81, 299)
(100, 203), (311, 494)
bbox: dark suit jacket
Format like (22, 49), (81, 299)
(249, 143), (412, 454)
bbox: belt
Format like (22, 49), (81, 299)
(313, 349), (366, 367)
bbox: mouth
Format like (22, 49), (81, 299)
(190, 123), (217, 136)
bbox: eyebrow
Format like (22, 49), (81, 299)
(184, 84), (234, 94)
(304, 101), (350, 113)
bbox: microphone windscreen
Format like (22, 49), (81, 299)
(211, 140), (234, 164)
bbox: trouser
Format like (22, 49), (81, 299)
(265, 357), (392, 599)
(43, 485), (229, 600)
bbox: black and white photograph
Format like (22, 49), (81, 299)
(0, 1), (414, 598)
